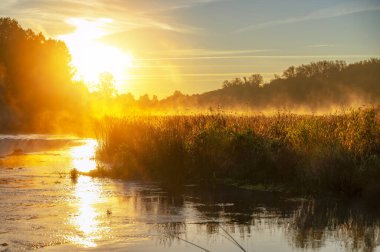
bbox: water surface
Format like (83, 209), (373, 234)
(0, 135), (379, 251)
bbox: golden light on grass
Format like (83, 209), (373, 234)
(58, 18), (134, 92)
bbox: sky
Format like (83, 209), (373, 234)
(1, 0), (380, 97)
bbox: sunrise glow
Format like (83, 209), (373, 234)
(1, 1), (380, 251)
(58, 18), (133, 92)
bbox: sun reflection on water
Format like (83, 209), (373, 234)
(66, 139), (111, 248)
(70, 139), (97, 172)
(68, 176), (105, 247)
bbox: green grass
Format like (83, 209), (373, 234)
(92, 108), (380, 197)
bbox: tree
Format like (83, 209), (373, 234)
(222, 74), (263, 88)
(282, 66), (296, 79)
(247, 74), (263, 87)
(138, 94), (151, 108)
(0, 17), (83, 131)
(96, 72), (117, 98)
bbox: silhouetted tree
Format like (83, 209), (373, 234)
(246, 74), (263, 87)
(222, 74), (263, 88)
(194, 60), (380, 110)
(282, 66), (296, 79)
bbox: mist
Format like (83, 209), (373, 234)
(1, 17), (379, 135)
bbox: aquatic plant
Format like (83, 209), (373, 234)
(70, 168), (78, 182)
(94, 108), (380, 197)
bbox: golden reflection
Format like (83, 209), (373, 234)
(70, 139), (97, 172)
(68, 176), (105, 247)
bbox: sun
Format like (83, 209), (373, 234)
(58, 18), (133, 92)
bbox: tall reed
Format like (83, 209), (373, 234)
(94, 108), (380, 197)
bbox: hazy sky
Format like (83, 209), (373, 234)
(1, 0), (380, 97)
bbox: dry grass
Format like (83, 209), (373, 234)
(93, 108), (380, 197)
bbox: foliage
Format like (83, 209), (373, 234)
(0, 17), (89, 133)
(222, 74), (264, 88)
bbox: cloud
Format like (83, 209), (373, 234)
(137, 54), (380, 61)
(143, 48), (270, 56)
(137, 0), (229, 14)
(236, 0), (380, 32)
(140, 20), (201, 34)
(0, 0), (205, 36)
(306, 44), (335, 48)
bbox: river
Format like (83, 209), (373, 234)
(0, 135), (379, 251)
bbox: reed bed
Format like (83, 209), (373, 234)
(93, 108), (380, 197)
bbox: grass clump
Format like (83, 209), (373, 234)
(94, 108), (380, 198)
(70, 168), (79, 182)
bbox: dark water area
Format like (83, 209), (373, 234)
(0, 135), (379, 251)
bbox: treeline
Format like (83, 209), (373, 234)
(0, 17), (90, 133)
(91, 58), (380, 114)
(157, 59), (380, 111)
(1, 18), (379, 134)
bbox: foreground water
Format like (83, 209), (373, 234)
(0, 135), (379, 251)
